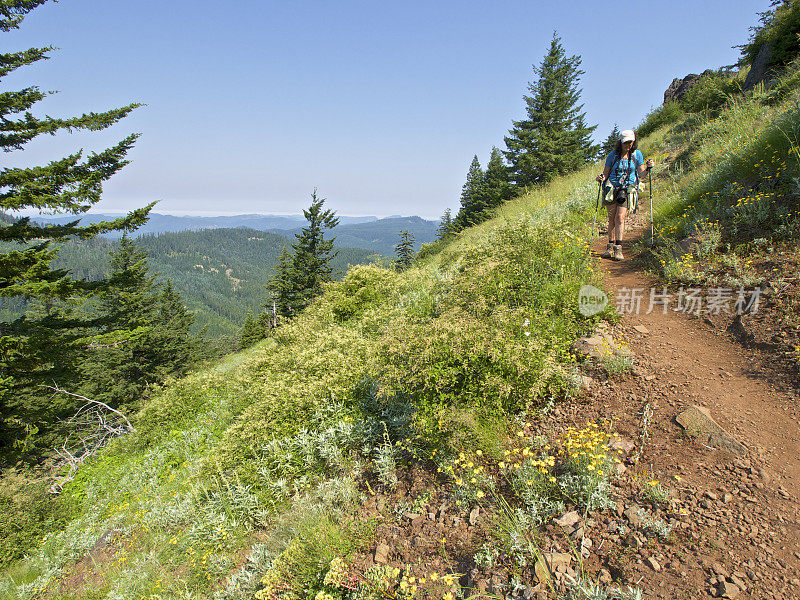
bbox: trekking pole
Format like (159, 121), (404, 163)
(592, 180), (601, 239)
(648, 169), (655, 247)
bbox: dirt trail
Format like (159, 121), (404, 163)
(591, 211), (800, 598)
(595, 219), (800, 494)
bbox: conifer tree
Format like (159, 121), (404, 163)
(79, 237), (194, 410)
(290, 190), (339, 311)
(453, 156), (485, 231)
(601, 123), (620, 159)
(504, 32), (598, 188)
(267, 191), (339, 317)
(394, 230), (415, 271)
(240, 307), (260, 348)
(0, 1), (152, 443)
(481, 146), (513, 212)
(152, 280), (196, 368)
(240, 306), (270, 348)
(266, 245), (295, 318)
(102, 234), (159, 329)
(437, 208), (454, 239)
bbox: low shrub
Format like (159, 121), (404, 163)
(679, 70), (742, 117)
(378, 218), (591, 415)
(558, 423), (619, 510)
(638, 102), (685, 138)
(0, 471), (70, 568)
(323, 264), (397, 324)
(254, 511), (373, 600)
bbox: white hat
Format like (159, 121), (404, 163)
(619, 129), (636, 142)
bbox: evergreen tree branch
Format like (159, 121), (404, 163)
(1, 105), (142, 152)
(0, 46), (53, 78)
(0, 0), (48, 32)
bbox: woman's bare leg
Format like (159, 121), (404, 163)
(606, 205), (617, 242)
(615, 206), (628, 242)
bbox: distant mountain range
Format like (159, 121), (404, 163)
(31, 213), (440, 255)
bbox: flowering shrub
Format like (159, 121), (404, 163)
(439, 450), (495, 507)
(499, 433), (561, 526)
(378, 218), (594, 416)
(640, 479), (671, 507)
(309, 558), (460, 600)
(558, 423), (621, 510)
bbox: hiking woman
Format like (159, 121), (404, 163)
(595, 129), (654, 260)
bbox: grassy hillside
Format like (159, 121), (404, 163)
(3, 14), (800, 600)
(0, 165), (611, 599)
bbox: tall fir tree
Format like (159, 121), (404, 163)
(393, 230), (415, 271)
(289, 190), (339, 311)
(78, 236), (195, 411)
(152, 280), (196, 370)
(267, 191), (339, 317)
(504, 32), (598, 188)
(453, 155), (485, 231)
(101, 234), (159, 330)
(600, 123), (620, 159)
(266, 245), (296, 318)
(240, 307), (260, 349)
(0, 0), (152, 448)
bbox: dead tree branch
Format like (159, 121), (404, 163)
(43, 385), (135, 494)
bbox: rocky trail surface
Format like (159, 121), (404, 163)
(584, 212), (800, 598)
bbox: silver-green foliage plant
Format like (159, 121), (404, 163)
(559, 425), (619, 511)
(374, 425), (399, 488)
(564, 575), (644, 600)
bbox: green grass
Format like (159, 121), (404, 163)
(1, 165), (609, 598)
(643, 81), (800, 288)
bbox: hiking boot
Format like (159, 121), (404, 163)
(602, 242), (614, 259)
(613, 244), (624, 261)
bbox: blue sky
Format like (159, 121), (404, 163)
(5, 0), (769, 219)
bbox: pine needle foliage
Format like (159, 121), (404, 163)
(436, 208), (454, 239)
(483, 146), (514, 211)
(393, 230), (415, 271)
(78, 236), (196, 412)
(0, 0), (153, 447)
(601, 124), (621, 158)
(267, 190), (339, 317)
(504, 32), (598, 189)
(453, 155), (486, 231)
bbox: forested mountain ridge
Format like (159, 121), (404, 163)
(0, 226), (384, 337)
(65, 228), (383, 337)
(29, 212), (440, 254)
(29, 212), (378, 236)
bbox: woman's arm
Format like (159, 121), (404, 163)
(636, 156), (655, 177)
